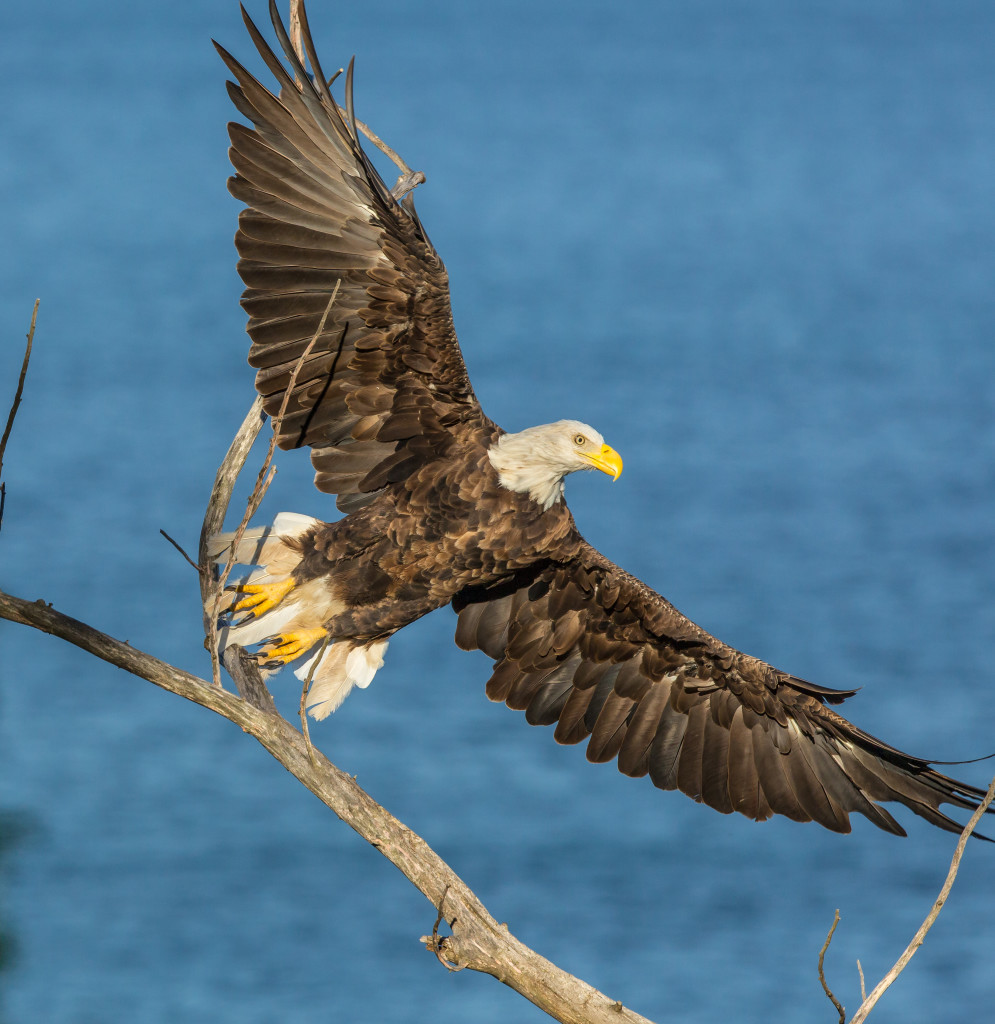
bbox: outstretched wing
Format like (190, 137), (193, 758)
(217, 1), (489, 512)
(454, 541), (989, 836)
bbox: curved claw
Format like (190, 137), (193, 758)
(255, 627), (327, 668)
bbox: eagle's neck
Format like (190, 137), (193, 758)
(487, 429), (567, 510)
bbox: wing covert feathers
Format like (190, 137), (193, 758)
(454, 543), (991, 836)
(219, 1), (486, 510)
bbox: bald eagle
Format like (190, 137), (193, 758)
(213, 1), (989, 837)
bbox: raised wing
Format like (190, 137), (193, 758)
(454, 542), (989, 835)
(217, 1), (488, 511)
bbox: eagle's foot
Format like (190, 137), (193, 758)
(228, 577), (296, 620)
(255, 627), (327, 669)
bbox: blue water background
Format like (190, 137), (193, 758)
(2, 1), (994, 1021)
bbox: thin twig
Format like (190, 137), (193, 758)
(198, 396), (267, 688)
(270, 279), (341, 447)
(354, 115), (412, 176)
(426, 885), (465, 972)
(213, 462), (278, 604)
(0, 300), (39, 532)
(849, 770), (995, 1024)
(857, 959), (866, 1002)
(299, 632), (331, 767)
(352, 115), (426, 200)
(214, 278), (339, 588)
(818, 909), (845, 1024)
(204, 281), (340, 686)
(211, 461), (277, 685)
(160, 529), (200, 572)
(0, 299), (37, 475)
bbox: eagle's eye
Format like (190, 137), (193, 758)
(574, 434), (586, 446)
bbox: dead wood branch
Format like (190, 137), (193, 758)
(816, 768), (995, 1022)
(847, 769), (995, 1023)
(223, 643), (279, 715)
(285, 0), (423, 201)
(198, 394), (267, 686)
(818, 910), (845, 1023)
(198, 282), (339, 686)
(0, 587), (655, 1024)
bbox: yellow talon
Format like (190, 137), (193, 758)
(257, 628), (328, 666)
(231, 577), (296, 618)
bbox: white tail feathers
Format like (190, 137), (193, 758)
(208, 512), (320, 584)
(209, 511), (333, 658)
(208, 512), (385, 716)
(299, 640), (389, 720)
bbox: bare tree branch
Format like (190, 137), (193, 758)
(0, 299), (39, 533)
(298, 631), (330, 766)
(353, 116), (426, 201)
(0, 587), (656, 1024)
(816, 767), (995, 1022)
(847, 770), (995, 1023)
(223, 643), (279, 716)
(0, 300), (37, 474)
(159, 529), (200, 572)
(197, 394), (267, 686)
(199, 282), (340, 687)
(288, 0), (304, 69)
(197, 396), (267, 595)
(283, 0), (423, 201)
(818, 909), (845, 1023)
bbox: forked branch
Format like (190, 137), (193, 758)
(852, 771), (995, 1021)
(818, 771), (995, 1022)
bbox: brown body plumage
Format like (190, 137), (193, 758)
(214, 1), (991, 837)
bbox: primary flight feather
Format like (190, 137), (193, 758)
(213, 0), (990, 837)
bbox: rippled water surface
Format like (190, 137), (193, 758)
(2, 1), (994, 1022)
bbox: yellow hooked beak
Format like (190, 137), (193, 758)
(583, 443), (624, 481)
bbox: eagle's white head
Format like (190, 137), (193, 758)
(487, 419), (624, 510)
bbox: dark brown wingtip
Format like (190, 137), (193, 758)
(242, 2), (259, 36)
(783, 672), (859, 705)
(293, 0), (337, 105)
(265, 0), (281, 33)
(213, 38), (240, 77)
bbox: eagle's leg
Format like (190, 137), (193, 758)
(211, 514), (343, 669)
